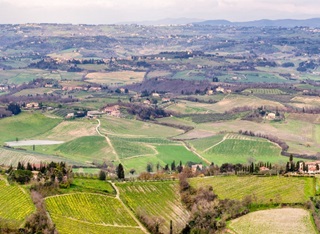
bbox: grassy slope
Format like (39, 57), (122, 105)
(29, 136), (116, 164)
(202, 139), (284, 164)
(100, 116), (183, 138)
(0, 179), (35, 228)
(190, 176), (315, 204)
(0, 112), (62, 144)
(230, 208), (317, 234)
(117, 181), (189, 233)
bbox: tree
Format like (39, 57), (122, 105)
(146, 163), (153, 173)
(117, 163), (125, 179)
(7, 103), (21, 115)
(171, 160), (176, 171)
(99, 170), (106, 180)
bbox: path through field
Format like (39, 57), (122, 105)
(111, 182), (149, 234)
(96, 119), (120, 162)
(182, 141), (210, 165)
(202, 135), (227, 153)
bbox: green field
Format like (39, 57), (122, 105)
(0, 112), (62, 144)
(190, 176), (314, 204)
(117, 181), (189, 233)
(110, 136), (156, 159)
(0, 178), (35, 228)
(100, 116), (183, 138)
(201, 138), (284, 164)
(0, 147), (85, 167)
(28, 136), (115, 164)
(230, 208), (316, 234)
(46, 193), (140, 232)
(60, 178), (116, 195)
(155, 145), (203, 165)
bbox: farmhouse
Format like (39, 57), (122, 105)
(88, 87), (102, 92)
(216, 86), (225, 93)
(65, 113), (75, 119)
(103, 105), (121, 117)
(299, 161), (320, 173)
(162, 97), (171, 103)
(207, 90), (214, 95)
(87, 111), (103, 118)
(26, 102), (39, 109)
(191, 164), (203, 173)
(152, 92), (160, 97)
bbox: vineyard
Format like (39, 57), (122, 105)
(201, 138), (284, 164)
(117, 181), (190, 233)
(50, 214), (144, 234)
(190, 176), (314, 204)
(242, 88), (286, 95)
(0, 147), (86, 167)
(46, 193), (140, 233)
(230, 208), (316, 234)
(0, 179), (35, 228)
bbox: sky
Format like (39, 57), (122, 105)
(0, 0), (319, 24)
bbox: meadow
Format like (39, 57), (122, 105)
(230, 208), (316, 234)
(190, 176), (315, 204)
(0, 112), (61, 144)
(117, 181), (189, 233)
(0, 178), (35, 228)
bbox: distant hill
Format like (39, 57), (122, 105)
(195, 18), (320, 27)
(119, 18), (204, 25)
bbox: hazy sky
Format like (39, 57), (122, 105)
(0, 0), (319, 24)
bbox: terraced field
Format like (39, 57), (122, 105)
(190, 176), (314, 204)
(230, 208), (316, 234)
(117, 181), (189, 233)
(0, 178), (35, 228)
(46, 193), (142, 233)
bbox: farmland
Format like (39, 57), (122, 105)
(0, 178), (35, 228)
(46, 193), (142, 232)
(117, 181), (190, 233)
(0, 112), (61, 144)
(230, 208), (317, 234)
(190, 176), (315, 204)
(0, 147), (86, 167)
(85, 71), (145, 85)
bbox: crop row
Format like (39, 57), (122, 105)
(46, 193), (138, 226)
(50, 214), (144, 234)
(190, 176), (314, 204)
(242, 89), (286, 95)
(0, 180), (35, 227)
(117, 181), (189, 233)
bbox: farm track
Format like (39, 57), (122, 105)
(203, 135), (227, 153)
(111, 182), (149, 234)
(96, 119), (120, 162)
(181, 141), (210, 165)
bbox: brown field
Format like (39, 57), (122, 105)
(85, 71), (145, 85)
(230, 208), (316, 234)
